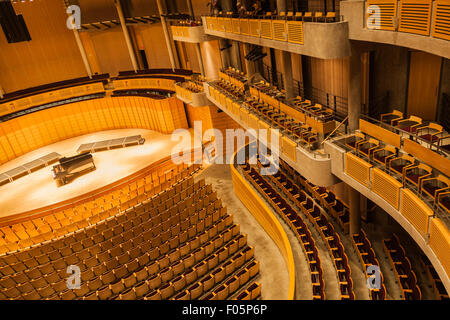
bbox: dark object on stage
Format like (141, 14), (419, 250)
(52, 152), (96, 186)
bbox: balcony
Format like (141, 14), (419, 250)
(205, 81), (338, 187)
(341, 0), (450, 59)
(202, 16), (351, 59)
(171, 25), (217, 43)
(175, 80), (211, 106)
(324, 122), (450, 293)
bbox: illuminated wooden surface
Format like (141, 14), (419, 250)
(0, 128), (199, 218)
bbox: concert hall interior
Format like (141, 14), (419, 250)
(0, 0), (448, 301)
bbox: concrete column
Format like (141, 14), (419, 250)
(276, 0), (287, 13)
(72, 28), (93, 78)
(360, 194), (368, 221)
(114, 0), (139, 72)
(195, 43), (205, 77)
(243, 43), (255, 77)
(280, 50), (294, 99)
(186, 0), (194, 16)
(221, 0), (233, 12)
(347, 184), (361, 235)
(348, 42), (362, 131)
(219, 39), (232, 69)
(156, 0), (178, 70)
(230, 41), (242, 70)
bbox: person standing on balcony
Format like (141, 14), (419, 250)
(237, 1), (247, 17)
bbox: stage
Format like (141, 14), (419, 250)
(0, 128), (199, 218)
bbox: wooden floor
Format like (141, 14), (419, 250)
(0, 128), (198, 218)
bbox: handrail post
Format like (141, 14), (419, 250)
(321, 115), (348, 145)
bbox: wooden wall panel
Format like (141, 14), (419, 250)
(0, 96), (188, 166)
(90, 28), (133, 75)
(78, 0), (118, 24)
(200, 40), (222, 80)
(310, 57), (349, 99)
(0, 0), (86, 93)
(139, 24), (172, 69)
(407, 51), (442, 120)
(291, 53), (303, 84)
(79, 32), (102, 75)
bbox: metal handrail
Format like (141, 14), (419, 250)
(321, 116), (348, 145)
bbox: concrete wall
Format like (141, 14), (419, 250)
(341, 1), (450, 60)
(438, 59), (450, 126)
(371, 44), (409, 114)
(203, 17), (351, 60)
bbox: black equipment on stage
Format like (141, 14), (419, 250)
(52, 152), (96, 186)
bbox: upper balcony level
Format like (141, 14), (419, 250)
(204, 67), (341, 187)
(202, 14), (351, 59)
(341, 0), (450, 59)
(170, 20), (218, 43)
(175, 77), (212, 106)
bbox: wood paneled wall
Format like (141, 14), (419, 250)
(0, 0), (86, 93)
(310, 57), (349, 98)
(139, 24), (173, 69)
(78, 0), (118, 23)
(90, 28), (133, 76)
(201, 40), (223, 80)
(0, 96), (188, 165)
(291, 53), (303, 84)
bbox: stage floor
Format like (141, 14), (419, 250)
(0, 128), (198, 218)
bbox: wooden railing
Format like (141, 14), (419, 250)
(365, 0), (450, 41)
(205, 16), (305, 45)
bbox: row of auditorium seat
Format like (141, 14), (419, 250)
(420, 254), (449, 300)
(0, 74), (110, 103)
(383, 234), (421, 300)
(254, 158), (355, 299)
(219, 67), (247, 89)
(240, 162), (325, 299)
(117, 69), (193, 79)
(214, 79), (246, 101)
(345, 132), (450, 214)
(380, 110), (448, 152)
(245, 97), (319, 150)
(275, 159), (350, 234)
(217, 11), (337, 23)
(0, 164), (200, 253)
(351, 230), (387, 300)
(0, 174), (261, 300)
(251, 81), (334, 124)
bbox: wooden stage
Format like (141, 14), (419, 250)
(0, 128), (198, 218)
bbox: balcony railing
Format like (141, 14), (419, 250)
(365, 0), (450, 41)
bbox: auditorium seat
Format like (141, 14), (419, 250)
(388, 154), (415, 176)
(356, 138), (379, 159)
(396, 116), (422, 133)
(420, 175), (450, 200)
(380, 109), (403, 126)
(437, 191), (450, 214)
(372, 145), (397, 167)
(0, 168), (260, 300)
(241, 161), (325, 299)
(345, 132), (365, 150)
(404, 163), (432, 188)
(416, 123), (443, 144)
(383, 234), (421, 300)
